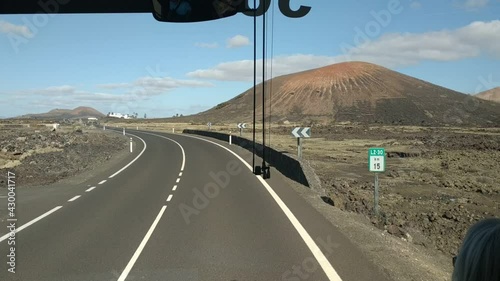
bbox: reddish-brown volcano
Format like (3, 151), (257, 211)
(195, 61), (500, 126)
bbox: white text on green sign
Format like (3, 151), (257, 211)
(369, 148), (385, 172)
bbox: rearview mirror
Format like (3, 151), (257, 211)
(152, 0), (245, 23)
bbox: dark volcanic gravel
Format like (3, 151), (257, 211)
(0, 127), (127, 187)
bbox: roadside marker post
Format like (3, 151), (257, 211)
(292, 127), (311, 160)
(207, 122), (212, 131)
(229, 131), (232, 145)
(172, 128), (175, 133)
(103, 125), (105, 130)
(123, 128), (125, 135)
(130, 138), (133, 153)
(136, 126), (138, 130)
(368, 148), (385, 216)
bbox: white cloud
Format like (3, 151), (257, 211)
(410, 1), (422, 9)
(187, 54), (338, 82)
(99, 76), (214, 95)
(187, 20), (500, 81)
(5, 85), (78, 98)
(463, 0), (489, 9)
(345, 20), (500, 67)
(0, 20), (33, 38)
(1, 73), (216, 116)
(12, 86), (127, 102)
(39, 85), (77, 94)
(99, 83), (129, 89)
(0, 20), (33, 37)
(226, 35), (250, 48)
(5, 75), (215, 115)
(135, 76), (213, 90)
(1, 88), (131, 117)
(195, 42), (219, 48)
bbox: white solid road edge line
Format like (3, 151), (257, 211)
(138, 132), (186, 172)
(68, 195), (81, 202)
(86, 186), (97, 192)
(0, 206), (63, 243)
(255, 175), (342, 281)
(98, 180), (107, 185)
(117, 205), (167, 281)
(109, 132), (148, 179)
(182, 134), (343, 281)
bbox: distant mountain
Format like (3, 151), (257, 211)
(476, 87), (500, 103)
(189, 61), (500, 126)
(18, 106), (105, 119)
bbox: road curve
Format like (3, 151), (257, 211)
(1, 129), (389, 281)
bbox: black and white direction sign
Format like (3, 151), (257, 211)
(292, 127), (311, 138)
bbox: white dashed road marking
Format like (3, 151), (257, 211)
(0, 206), (63, 243)
(0, 129), (150, 244)
(176, 178), (180, 183)
(179, 172), (183, 177)
(172, 185), (177, 191)
(166, 194), (173, 202)
(68, 196), (81, 202)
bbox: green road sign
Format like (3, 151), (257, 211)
(368, 148), (385, 172)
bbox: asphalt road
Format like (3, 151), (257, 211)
(0, 129), (390, 281)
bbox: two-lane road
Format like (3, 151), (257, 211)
(1, 129), (389, 281)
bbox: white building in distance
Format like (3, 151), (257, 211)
(107, 112), (132, 119)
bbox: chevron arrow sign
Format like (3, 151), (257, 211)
(237, 123), (247, 129)
(292, 127), (311, 138)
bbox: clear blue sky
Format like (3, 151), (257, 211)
(1, 0), (499, 118)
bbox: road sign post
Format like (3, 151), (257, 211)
(292, 127), (311, 160)
(368, 148), (385, 216)
(374, 173), (379, 216)
(297, 137), (302, 159)
(207, 122), (211, 131)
